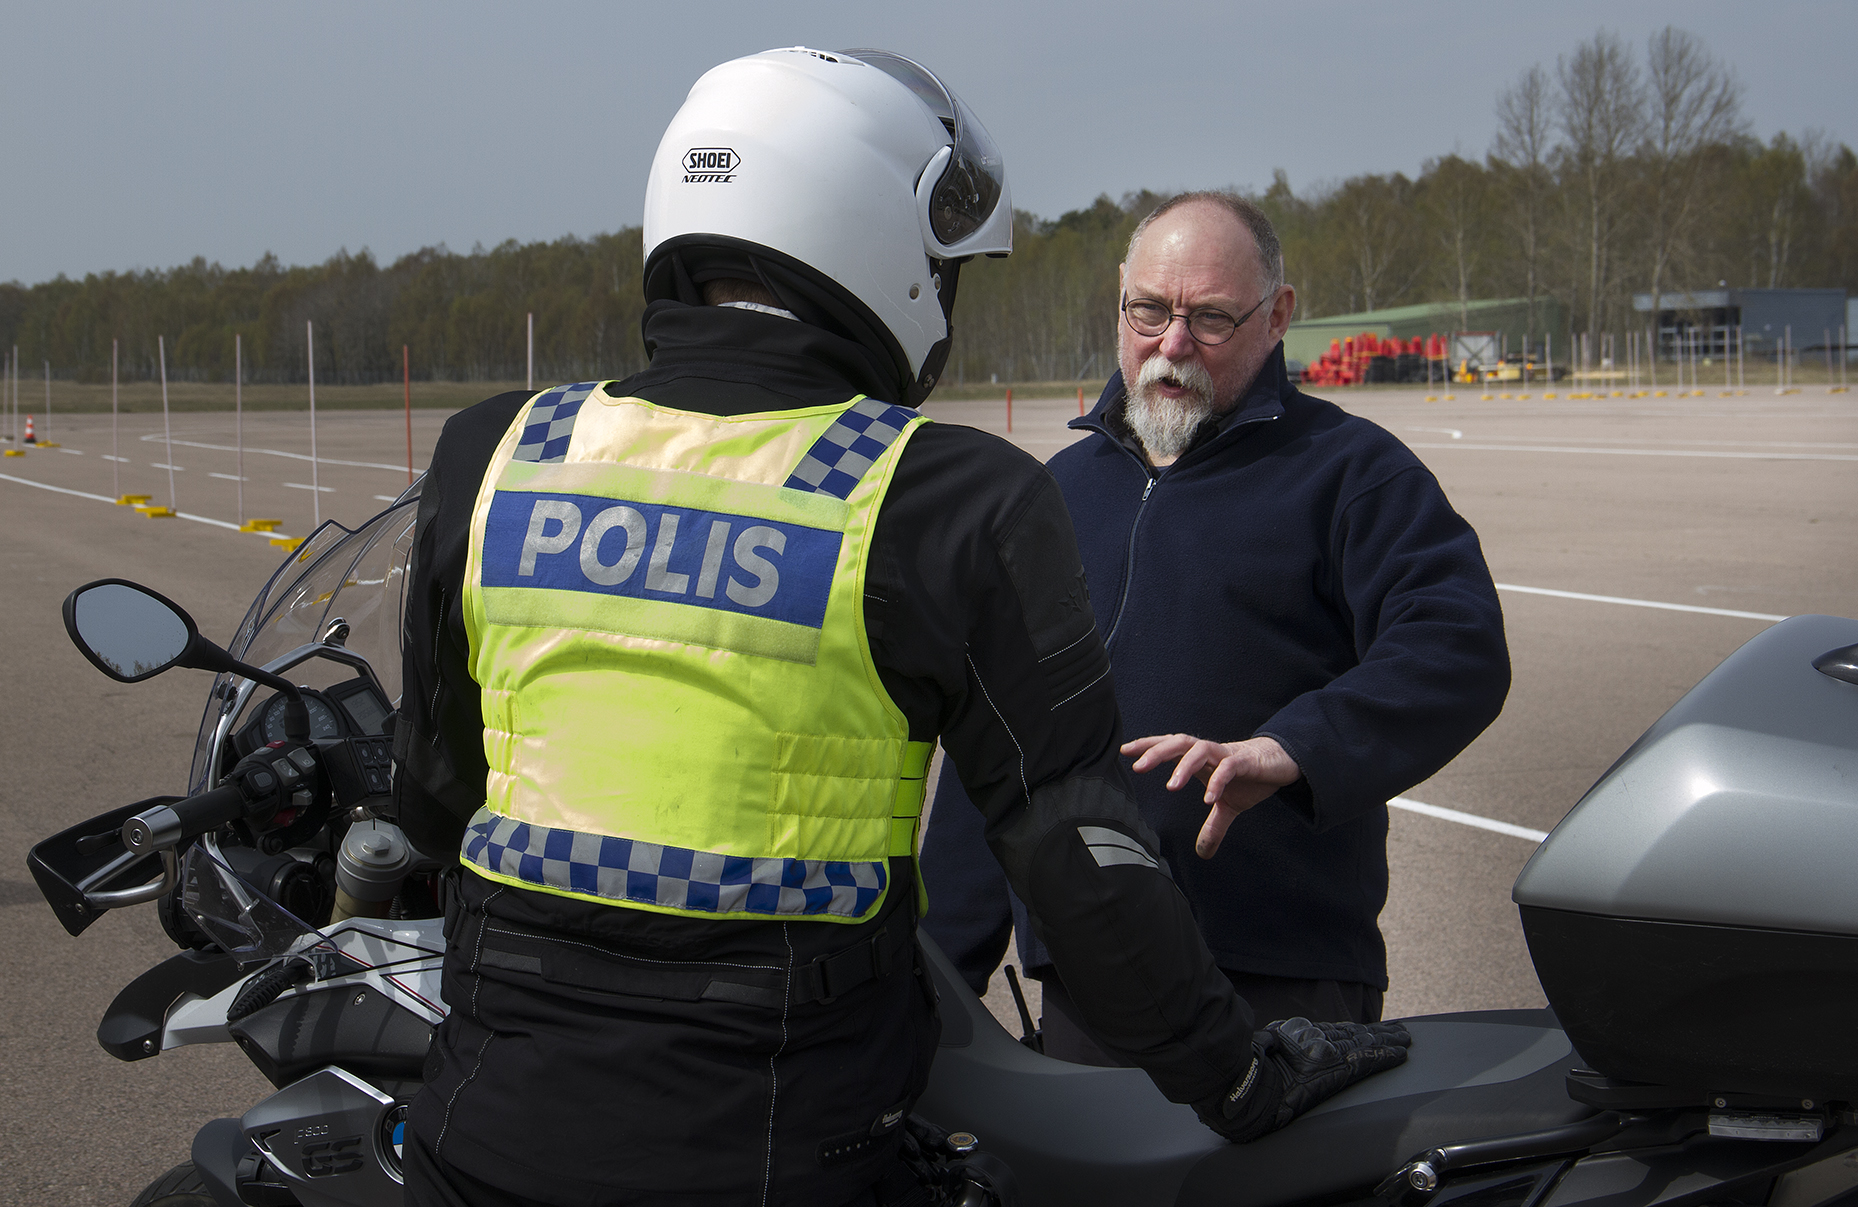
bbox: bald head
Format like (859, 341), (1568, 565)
(1127, 191), (1283, 296)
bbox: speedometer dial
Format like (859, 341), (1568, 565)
(262, 694), (340, 743)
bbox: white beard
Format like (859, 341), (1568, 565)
(1125, 353), (1219, 462)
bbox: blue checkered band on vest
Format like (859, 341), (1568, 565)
(782, 398), (920, 500)
(511, 382), (598, 464)
(463, 808), (888, 918)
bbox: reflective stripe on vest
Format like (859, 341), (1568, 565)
(460, 384), (931, 922)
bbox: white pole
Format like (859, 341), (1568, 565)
(1545, 333), (1552, 387)
(1826, 329), (1834, 389)
(44, 359), (51, 443)
(1785, 325), (1793, 389)
(111, 339), (119, 498)
(1738, 326), (1745, 391)
(1843, 324), (1849, 389)
(307, 320), (320, 528)
(158, 335), (176, 510)
(526, 311), (534, 392)
(235, 333), (244, 525)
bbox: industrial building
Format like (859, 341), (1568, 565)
(1285, 297), (1568, 369)
(1630, 288), (1848, 359)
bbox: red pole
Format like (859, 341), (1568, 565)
(1006, 386), (1013, 433)
(1077, 385), (1085, 416)
(403, 344), (413, 484)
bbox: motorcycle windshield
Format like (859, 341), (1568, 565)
(188, 479), (423, 794)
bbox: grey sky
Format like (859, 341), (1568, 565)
(4, 1), (1850, 286)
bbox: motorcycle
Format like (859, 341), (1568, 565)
(28, 482), (1858, 1207)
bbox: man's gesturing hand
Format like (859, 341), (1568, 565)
(1122, 734), (1301, 859)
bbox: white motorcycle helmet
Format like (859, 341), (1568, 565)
(642, 47), (1013, 405)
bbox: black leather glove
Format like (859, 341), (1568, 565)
(1197, 1017), (1413, 1143)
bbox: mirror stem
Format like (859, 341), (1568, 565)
(182, 637), (312, 742)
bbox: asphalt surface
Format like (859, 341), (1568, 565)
(2, 386), (1854, 1204)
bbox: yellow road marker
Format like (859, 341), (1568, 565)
(239, 519), (283, 533)
(116, 494), (151, 506)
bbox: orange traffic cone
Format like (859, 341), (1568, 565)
(22, 414), (35, 443)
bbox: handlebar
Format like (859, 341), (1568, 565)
(122, 784), (249, 854)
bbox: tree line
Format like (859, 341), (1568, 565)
(0, 26), (1851, 389)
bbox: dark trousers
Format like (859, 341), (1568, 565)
(406, 874), (939, 1207)
(1036, 969), (1382, 1067)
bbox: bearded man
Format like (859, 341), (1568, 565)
(919, 192), (1511, 1064)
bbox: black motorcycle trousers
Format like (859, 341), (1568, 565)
(406, 872), (940, 1207)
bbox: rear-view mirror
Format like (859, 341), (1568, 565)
(62, 579), (198, 683)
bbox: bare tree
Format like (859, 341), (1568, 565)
(1422, 156), (1492, 331)
(1557, 31), (1645, 353)
(1494, 65), (1554, 345)
(1330, 174), (1420, 313)
(1642, 27), (1742, 329)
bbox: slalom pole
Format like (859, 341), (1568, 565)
(1826, 330), (1834, 389)
(1005, 386), (1013, 433)
(159, 335), (176, 510)
(307, 320), (319, 528)
(404, 344), (412, 484)
(1843, 324), (1849, 389)
(111, 339), (119, 498)
(526, 312), (534, 392)
(1078, 385), (1084, 417)
(1738, 327), (1746, 391)
(235, 333), (244, 526)
(43, 360), (50, 443)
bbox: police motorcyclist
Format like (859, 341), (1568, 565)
(393, 47), (1411, 1206)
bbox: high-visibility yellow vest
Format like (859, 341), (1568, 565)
(459, 381), (933, 923)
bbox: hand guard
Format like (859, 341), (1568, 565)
(1197, 1017), (1412, 1143)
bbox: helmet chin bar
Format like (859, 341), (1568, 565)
(910, 256), (964, 407)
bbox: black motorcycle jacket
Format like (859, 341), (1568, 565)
(394, 299), (1256, 1108)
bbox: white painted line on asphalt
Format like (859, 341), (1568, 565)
(1409, 427), (1463, 438)
(1409, 441), (1858, 462)
(284, 482), (335, 493)
(373, 494), (399, 502)
(0, 471), (292, 538)
(102, 455), (130, 463)
(141, 433), (425, 474)
(208, 472), (248, 481)
(1390, 797), (1548, 843)
(1475, 435), (1858, 450)
(152, 462), (185, 471)
(0, 473), (116, 504)
(57, 447), (83, 455)
(1495, 583), (1787, 623)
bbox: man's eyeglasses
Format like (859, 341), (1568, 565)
(1121, 292), (1272, 346)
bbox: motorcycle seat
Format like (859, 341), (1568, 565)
(917, 938), (1592, 1207)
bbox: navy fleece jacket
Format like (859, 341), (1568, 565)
(921, 346), (1509, 989)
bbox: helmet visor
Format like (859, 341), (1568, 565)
(841, 49), (1005, 247)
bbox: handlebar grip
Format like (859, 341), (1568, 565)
(122, 783), (248, 853)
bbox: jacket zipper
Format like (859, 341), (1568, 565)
(1101, 473), (1156, 649)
